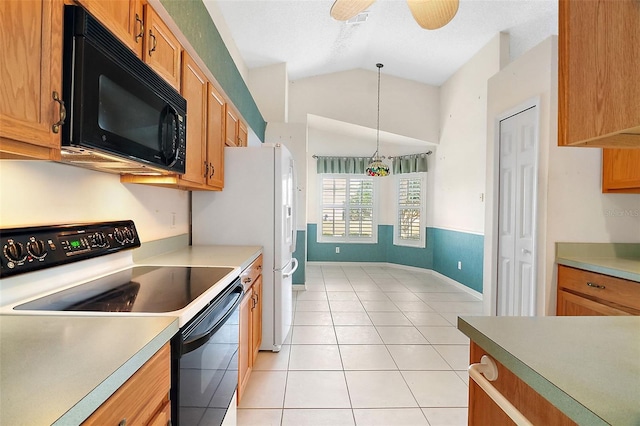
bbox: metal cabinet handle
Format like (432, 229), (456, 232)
(243, 277), (252, 284)
(586, 282), (606, 290)
(209, 162), (215, 178)
(135, 13), (144, 42)
(51, 91), (66, 133)
(204, 161), (208, 179)
(118, 419), (127, 426)
(149, 30), (157, 55)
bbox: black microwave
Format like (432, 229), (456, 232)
(60, 5), (186, 175)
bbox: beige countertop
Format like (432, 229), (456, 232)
(556, 242), (640, 282)
(0, 243), (261, 425)
(0, 315), (178, 425)
(459, 316), (640, 426)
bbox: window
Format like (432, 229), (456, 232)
(394, 173), (426, 247)
(319, 175), (377, 243)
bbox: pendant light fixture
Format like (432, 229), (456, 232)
(366, 63), (390, 177)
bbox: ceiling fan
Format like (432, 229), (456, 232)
(330, 0), (459, 30)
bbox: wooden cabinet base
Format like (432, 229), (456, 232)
(82, 344), (171, 425)
(468, 342), (575, 426)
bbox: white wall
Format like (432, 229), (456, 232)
(0, 161), (189, 242)
(485, 35), (640, 316)
(249, 63), (289, 123)
(288, 69), (440, 144)
(431, 33), (509, 233)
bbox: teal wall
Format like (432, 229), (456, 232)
(292, 230), (306, 285)
(160, 0), (266, 141)
(307, 224), (483, 293)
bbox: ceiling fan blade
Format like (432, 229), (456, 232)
(330, 0), (376, 21)
(406, 0), (459, 30)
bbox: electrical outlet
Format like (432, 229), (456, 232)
(457, 261), (462, 270)
(170, 212), (176, 229)
(335, 247), (340, 254)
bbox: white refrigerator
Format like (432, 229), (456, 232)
(192, 143), (298, 352)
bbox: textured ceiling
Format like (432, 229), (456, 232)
(210, 0), (558, 86)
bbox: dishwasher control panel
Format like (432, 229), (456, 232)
(0, 220), (140, 278)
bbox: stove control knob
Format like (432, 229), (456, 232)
(93, 232), (108, 247)
(27, 239), (47, 259)
(123, 227), (135, 242)
(113, 228), (125, 244)
(4, 240), (27, 263)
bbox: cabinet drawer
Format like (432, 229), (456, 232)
(82, 343), (171, 425)
(557, 266), (640, 312)
(241, 254), (263, 291)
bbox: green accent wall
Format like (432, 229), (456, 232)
(160, 0), (266, 141)
(307, 224), (483, 293)
(292, 230), (306, 285)
(432, 228), (484, 293)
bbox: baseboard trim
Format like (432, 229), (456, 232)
(306, 261), (483, 300)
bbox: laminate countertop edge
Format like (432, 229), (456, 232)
(53, 317), (179, 425)
(556, 256), (640, 282)
(457, 316), (640, 426)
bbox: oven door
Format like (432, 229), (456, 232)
(172, 279), (243, 426)
(62, 6), (186, 174)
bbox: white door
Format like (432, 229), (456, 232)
(497, 106), (538, 316)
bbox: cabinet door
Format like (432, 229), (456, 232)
(251, 276), (263, 364)
(557, 290), (633, 316)
(179, 52), (207, 186)
(0, 0), (62, 160)
(76, 0), (144, 57)
(207, 84), (226, 189)
(238, 120), (248, 147)
(237, 292), (252, 404)
(602, 148), (640, 193)
(558, 0), (640, 147)
(143, 6), (181, 90)
(82, 344), (171, 425)
(225, 105), (239, 147)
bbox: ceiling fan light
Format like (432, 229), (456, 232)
(330, 0), (376, 21)
(407, 0), (459, 30)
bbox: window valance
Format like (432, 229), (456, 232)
(314, 156), (372, 174)
(391, 152), (430, 174)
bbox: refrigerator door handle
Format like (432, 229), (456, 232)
(282, 258), (299, 278)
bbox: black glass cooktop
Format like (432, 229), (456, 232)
(15, 266), (234, 313)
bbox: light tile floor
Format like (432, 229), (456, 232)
(238, 264), (481, 426)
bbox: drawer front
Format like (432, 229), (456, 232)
(241, 254), (263, 291)
(557, 265), (640, 312)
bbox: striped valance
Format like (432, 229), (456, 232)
(315, 156), (372, 174)
(392, 153), (429, 174)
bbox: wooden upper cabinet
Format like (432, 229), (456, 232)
(238, 120), (248, 147)
(76, 0), (144, 58)
(558, 0), (640, 147)
(143, 5), (181, 90)
(207, 84), (226, 189)
(225, 105), (239, 147)
(602, 148), (640, 193)
(0, 0), (63, 160)
(179, 52), (207, 186)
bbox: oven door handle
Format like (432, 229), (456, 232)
(181, 281), (243, 355)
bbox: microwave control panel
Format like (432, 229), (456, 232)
(0, 220), (140, 278)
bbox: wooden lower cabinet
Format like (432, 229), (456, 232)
(468, 342), (575, 426)
(557, 265), (640, 316)
(237, 255), (263, 404)
(83, 343), (171, 425)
